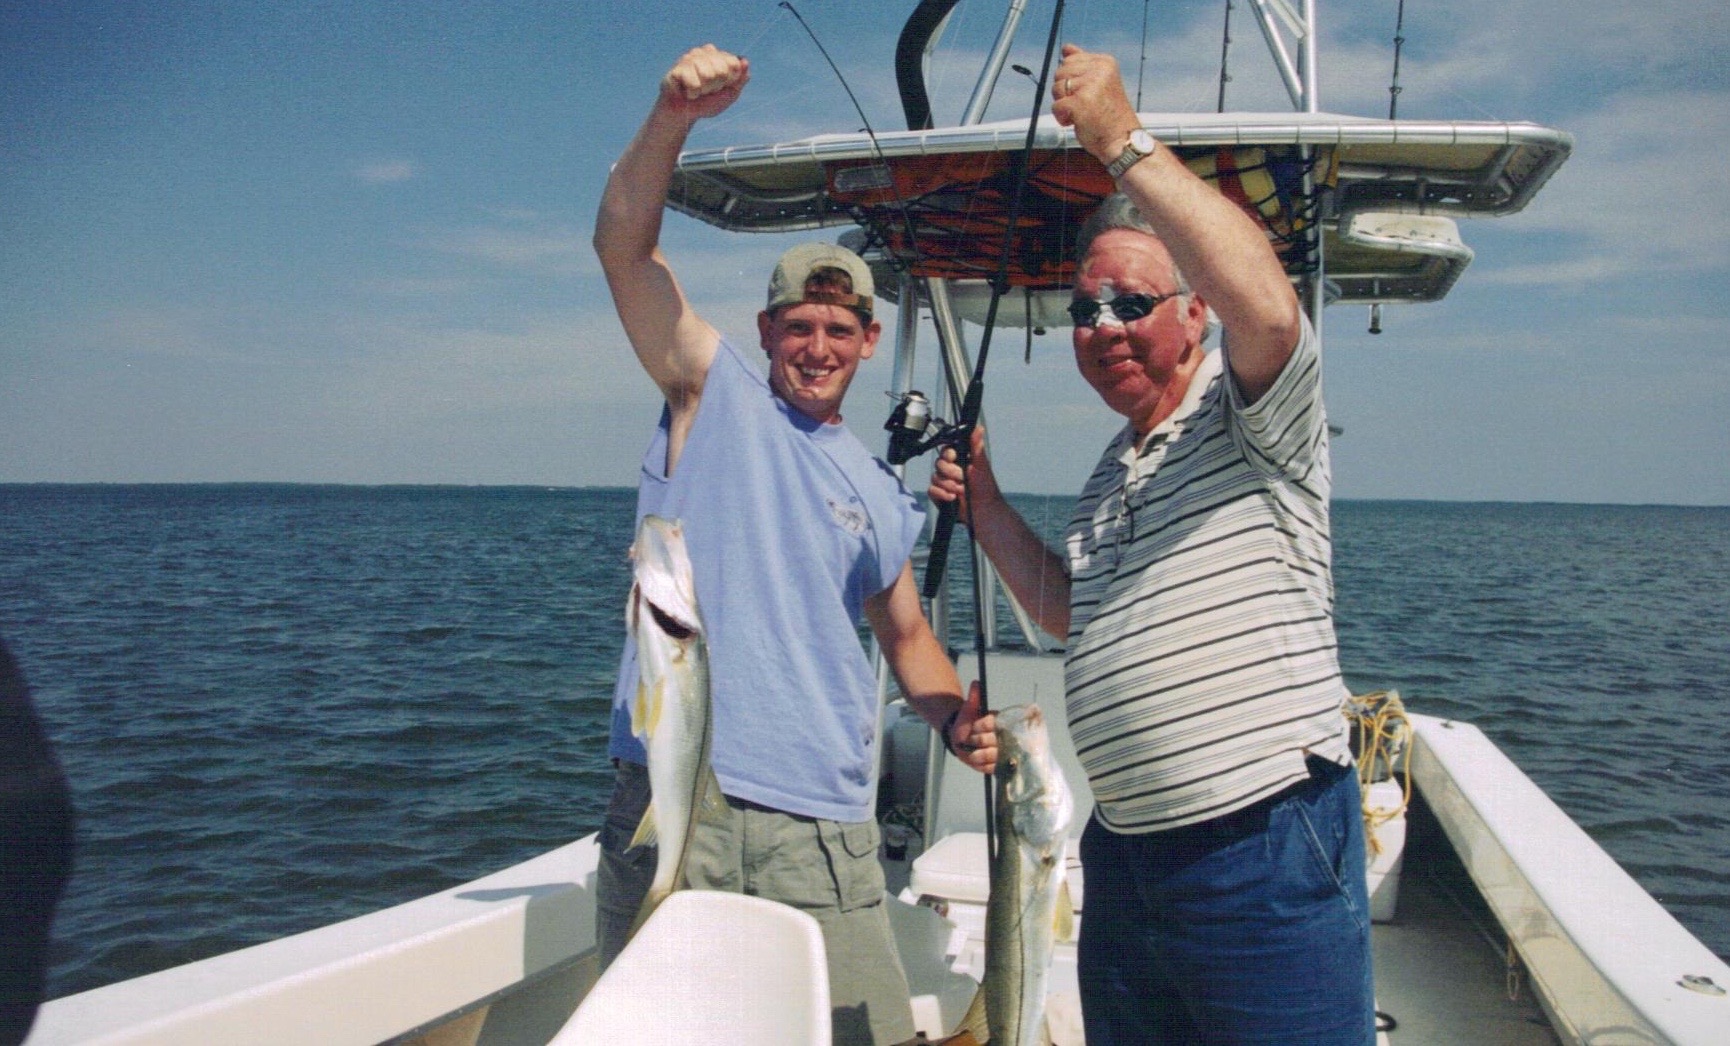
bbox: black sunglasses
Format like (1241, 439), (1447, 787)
(1067, 291), (1182, 328)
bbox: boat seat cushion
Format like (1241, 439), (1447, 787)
(910, 832), (1084, 910)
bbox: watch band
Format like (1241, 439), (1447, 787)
(1106, 129), (1155, 180)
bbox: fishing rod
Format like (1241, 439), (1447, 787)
(778, 3), (926, 282)
(789, 0), (1067, 862)
(780, 0), (1001, 850)
(905, 0), (1065, 606)
(883, 0), (1069, 861)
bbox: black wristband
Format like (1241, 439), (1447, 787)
(940, 707), (963, 756)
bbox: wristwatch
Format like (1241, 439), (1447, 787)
(1106, 128), (1156, 179)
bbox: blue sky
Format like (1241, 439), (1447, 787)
(4, 0), (1727, 503)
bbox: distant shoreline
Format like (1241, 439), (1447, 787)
(2, 481), (1726, 511)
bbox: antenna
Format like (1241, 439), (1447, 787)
(779, 2), (923, 272)
(1389, 0), (1408, 119)
(1137, 0), (1151, 110)
(1218, 0), (1236, 113)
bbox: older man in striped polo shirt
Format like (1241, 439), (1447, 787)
(930, 44), (1376, 1045)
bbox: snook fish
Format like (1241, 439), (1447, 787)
(625, 515), (719, 932)
(957, 703), (1075, 1046)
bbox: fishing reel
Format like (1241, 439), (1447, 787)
(885, 390), (979, 599)
(883, 390), (966, 466)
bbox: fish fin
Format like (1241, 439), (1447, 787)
(631, 678), (664, 740)
(646, 678), (664, 734)
(918, 1032), (984, 1045)
(1054, 877), (1077, 942)
(628, 805), (659, 851)
(954, 985), (990, 1042)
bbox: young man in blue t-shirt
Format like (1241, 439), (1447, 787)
(591, 44), (998, 1046)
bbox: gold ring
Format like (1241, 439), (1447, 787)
(1065, 78), (1073, 95)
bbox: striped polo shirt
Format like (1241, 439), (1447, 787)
(1063, 316), (1352, 833)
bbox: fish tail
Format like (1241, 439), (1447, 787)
(627, 805), (659, 851)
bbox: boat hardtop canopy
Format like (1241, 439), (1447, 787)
(669, 111), (1572, 320)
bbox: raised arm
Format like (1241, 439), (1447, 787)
(928, 427), (1071, 640)
(593, 45), (748, 428)
(1052, 44), (1302, 402)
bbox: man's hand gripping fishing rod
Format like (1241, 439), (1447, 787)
(889, 2), (1067, 603)
(882, 388), (978, 600)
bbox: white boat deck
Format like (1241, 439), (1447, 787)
(1372, 863), (1557, 1045)
(881, 798), (1560, 1045)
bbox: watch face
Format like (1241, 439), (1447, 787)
(1109, 130), (1155, 177)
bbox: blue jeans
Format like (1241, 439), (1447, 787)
(1078, 757), (1375, 1045)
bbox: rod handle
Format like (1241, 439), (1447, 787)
(922, 499), (959, 600)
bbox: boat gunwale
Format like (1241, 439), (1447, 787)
(27, 838), (603, 1045)
(1409, 712), (1730, 1044)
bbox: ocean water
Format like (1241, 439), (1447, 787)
(2, 485), (1726, 1001)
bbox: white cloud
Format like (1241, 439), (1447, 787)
(83, 305), (233, 361)
(360, 275), (482, 300)
(1505, 89), (1730, 277)
(1410, 0), (1730, 88)
(355, 160), (416, 184)
(30, 303), (280, 365)
(428, 224), (592, 275)
(1472, 255), (1620, 289)
(478, 205), (544, 223)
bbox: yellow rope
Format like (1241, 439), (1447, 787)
(1344, 689), (1412, 857)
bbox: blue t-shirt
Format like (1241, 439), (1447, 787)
(608, 337), (925, 823)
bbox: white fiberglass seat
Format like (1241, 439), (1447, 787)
(554, 889), (830, 1045)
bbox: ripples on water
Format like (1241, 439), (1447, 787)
(1331, 501), (1730, 957)
(4, 486), (635, 995)
(3, 486), (1727, 998)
